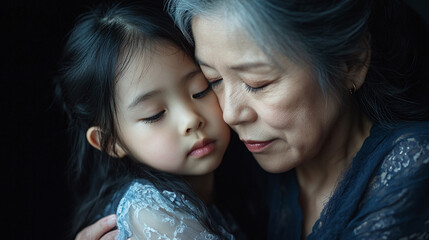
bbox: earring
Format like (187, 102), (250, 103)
(349, 81), (357, 95)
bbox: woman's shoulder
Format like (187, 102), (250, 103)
(389, 121), (429, 139)
(369, 121), (429, 190)
(342, 122), (429, 239)
(373, 121), (429, 141)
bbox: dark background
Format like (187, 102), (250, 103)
(2, 1), (104, 239)
(1, 1), (428, 239)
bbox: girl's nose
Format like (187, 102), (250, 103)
(180, 109), (205, 136)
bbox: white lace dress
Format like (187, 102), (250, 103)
(112, 180), (234, 240)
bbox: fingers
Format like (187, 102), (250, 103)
(100, 230), (119, 240)
(75, 214), (117, 240)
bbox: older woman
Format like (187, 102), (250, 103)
(77, 0), (429, 239)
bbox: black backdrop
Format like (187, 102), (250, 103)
(2, 1), (104, 239)
(2, 1), (428, 239)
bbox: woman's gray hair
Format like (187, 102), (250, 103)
(169, 0), (429, 124)
(167, 0), (372, 100)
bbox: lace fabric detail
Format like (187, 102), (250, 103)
(363, 134), (429, 201)
(116, 181), (221, 240)
(371, 136), (429, 189)
(349, 134), (429, 239)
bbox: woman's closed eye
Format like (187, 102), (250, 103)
(192, 85), (212, 99)
(243, 78), (274, 93)
(141, 110), (165, 124)
(244, 83), (266, 93)
(209, 78), (267, 93)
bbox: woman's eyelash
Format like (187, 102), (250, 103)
(141, 110), (165, 124)
(244, 84), (265, 93)
(208, 78), (265, 93)
(192, 85), (212, 99)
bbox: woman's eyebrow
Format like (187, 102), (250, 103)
(196, 57), (273, 72)
(229, 62), (273, 72)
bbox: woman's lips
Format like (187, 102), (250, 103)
(242, 140), (274, 153)
(188, 139), (215, 158)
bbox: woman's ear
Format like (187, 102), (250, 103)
(86, 126), (126, 158)
(345, 33), (372, 91)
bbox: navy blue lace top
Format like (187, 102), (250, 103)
(267, 121), (429, 239)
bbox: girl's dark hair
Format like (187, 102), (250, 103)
(54, 1), (222, 238)
(168, 0), (429, 125)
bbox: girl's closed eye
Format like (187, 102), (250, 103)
(192, 85), (212, 99)
(208, 78), (223, 90)
(140, 110), (165, 124)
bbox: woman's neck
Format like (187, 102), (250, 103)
(183, 172), (215, 205)
(296, 109), (372, 194)
(296, 108), (372, 238)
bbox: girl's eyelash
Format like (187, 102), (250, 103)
(209, 79), (222, 89)
(141, 85), (212, 123)
(245, 84), (265, 93)
(192, 85), (212, 99)
(141, 110), (165, 124)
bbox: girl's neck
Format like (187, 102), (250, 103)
(183, 172), (215, 205)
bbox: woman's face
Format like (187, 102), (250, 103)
(114, 43), (230, 175)
(192, 17), (343, 173)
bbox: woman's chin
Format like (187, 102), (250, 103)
(253, 153), (297, 174)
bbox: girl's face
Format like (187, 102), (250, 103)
(192, 17), (343, 173)
(115, 43), (230, 176)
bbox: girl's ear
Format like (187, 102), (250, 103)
(86, 126), (127, 158)
(345, 34), (372, 91)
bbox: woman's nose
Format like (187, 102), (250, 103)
(221, 87), (255, 127)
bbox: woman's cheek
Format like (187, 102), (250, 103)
(258, 102), (294, 130)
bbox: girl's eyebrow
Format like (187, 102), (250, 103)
(127, 69), (201, 110)
(181, 68), (202, 82)
(195, 57), (211, 68)
(127, 90), (161, 110)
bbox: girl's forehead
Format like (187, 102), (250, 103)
(115, 43), (197, 98)
(116, 41), (185, 80)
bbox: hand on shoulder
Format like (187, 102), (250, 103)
(75, 215), (120, 240)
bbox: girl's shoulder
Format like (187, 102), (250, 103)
(116, 179), (190, 216)
(115, 179), (222, 240)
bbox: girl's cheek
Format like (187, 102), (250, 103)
(135, 131), (182, 171)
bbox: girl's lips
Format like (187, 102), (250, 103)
(188, 139), (215, 158)
(242, 140), (274, 153)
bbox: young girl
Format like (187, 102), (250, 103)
(55, 1), (236, 239)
